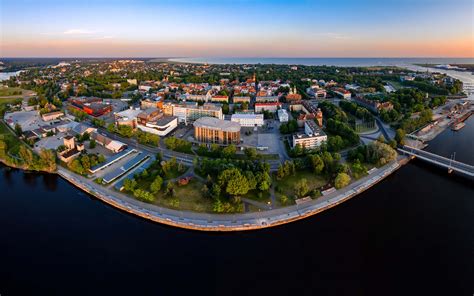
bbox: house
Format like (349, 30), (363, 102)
(41, 111), (64, 122)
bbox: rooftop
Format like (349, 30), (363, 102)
(194, 117), (240, 132)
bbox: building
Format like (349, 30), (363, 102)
(233, 96), (251, 104)
(231, 113), (264, 127)
(255, 96), (279, 103)
(137, 116), (178, 136)
(91, 132), (128, 153)
(292, 120), (327, 149)
(137, 108), (163, 126)
(286, 86), (302, 101)
(68, 97), (112, 117)
(255, 102), (282, 113)
(115, 108), (142, 128)
(353, 96), (394, 113)
(194, 117), (241, 145)
(277, 109), (289, 122)
(211, 95), (229, 103)
(57, 135), (81, 163)
(173, 102), (223, 124)
(41, 111), (64, 122)
(332, 88), (352, 99)
(141, 97), (163, 110)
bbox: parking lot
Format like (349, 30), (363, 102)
(4, 111), (42, 131)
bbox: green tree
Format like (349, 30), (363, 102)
(221, 144), (236, 158)
(107, 123), (115, 133)
(308, 154), (324, 174)
(244, 147), (258, 159)
(335, 172), (351, 189)
(150, 175), (163, 193)
(294, 178), (309, 198)
(395, 128), (406, 145)
(89, 139), (96, 149)
(14, 123), (22, 136)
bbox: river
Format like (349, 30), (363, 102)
(0, 121), (473, 296)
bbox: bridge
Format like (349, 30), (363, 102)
(398, 146), (474, 177)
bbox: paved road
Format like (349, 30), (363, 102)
(96, 126), (283, 171)
(57, 158), (402, 231)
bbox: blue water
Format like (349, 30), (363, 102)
(171, 57), (474, 67)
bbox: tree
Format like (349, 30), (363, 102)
(395, 128), (406, 145)
(150, 175), (163, 193)
(244, 147), (258, 159)
(256, 171), (271, 191)
(89, 139), (96, 149)
(218, 168), (249, 196)
(107, 123), (115, 133)
(38, 149), (56, 171)
(165, 181), (176, 196)
(221, 144), (236, 158)
(308, 154), (324, 174)
(123, 178), (137, 192)
(294, 178), (309, 198)
(80, 155), (91, 171)
(335, 173), (351, 189)
(133, 189), (155, 203)
(14, 123), (22, 136)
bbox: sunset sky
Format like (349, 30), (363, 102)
(1, 0), (473, 58)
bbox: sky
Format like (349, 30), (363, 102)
(0, 0), (473, 58)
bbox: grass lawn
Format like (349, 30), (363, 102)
(274, 169), (328, 203)
(0, 121), (22, 156)
(0, 87), (24, 97)
(154, 179), (213, 212)
(242, 189), (271, 204)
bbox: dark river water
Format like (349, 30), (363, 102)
(1, 118), (473, 296)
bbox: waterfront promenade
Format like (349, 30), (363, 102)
(57, 159), (403, 231)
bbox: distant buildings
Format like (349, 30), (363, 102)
(194, 117), (241, 145)
(353, 96), (394, 113)
(255, 102), (282, 113)
(169, 102), (223, 124)
(255, 96), (280, 103)
(68, 97), (112, 117)
(286, 86), (302, 101)
(233, 96), (251, 104)
(211, 95), (229, 103)
(231, 113), (264, 127)
(332, 88), (352, 99)
(292, 120), (327, 149)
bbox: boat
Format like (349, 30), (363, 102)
(451, 122), (465, 131)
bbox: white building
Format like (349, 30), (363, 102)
(231, 113), (264, 127)
(292, 120), (327, 149)
(137, 116), (178, 136)
(277, 109), (289, 122)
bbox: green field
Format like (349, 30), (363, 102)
(274, 169), (327, 203)
(0, 87), (24, 97)
(0, 121), (22, 156)
(154, 179), (213, 212)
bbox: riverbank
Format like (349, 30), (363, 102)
(55, 156), (406, 231)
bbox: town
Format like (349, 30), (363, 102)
(0, 58), (472, 219)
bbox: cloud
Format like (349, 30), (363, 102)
(63, 29), (98, 35)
